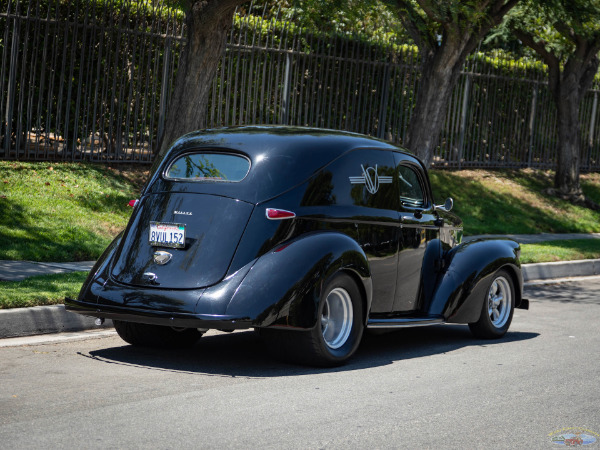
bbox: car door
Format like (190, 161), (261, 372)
(392, 154), (440, 313)
(345, 149), (400, 314)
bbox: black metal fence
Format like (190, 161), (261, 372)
(2, 0), (600, 169)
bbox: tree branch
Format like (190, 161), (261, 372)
(553, 20), (578, 45)
(394, 0), (437, 51)
(490, 0), (520, 24)
(414, 0), (445, 24)
(459, 0), (520, 60)
(513, 28), (560, 71)
(580, 54), (600, 95)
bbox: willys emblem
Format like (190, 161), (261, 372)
(349, 164), (392, 194)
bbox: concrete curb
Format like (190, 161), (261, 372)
(1, 259), (599, 340)
(522, 259), (600, 281)
(0, 305), (112, 339)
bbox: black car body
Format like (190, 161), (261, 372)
(66, 126), (527, 366)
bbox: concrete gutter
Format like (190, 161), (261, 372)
(1, 258), (599, 340)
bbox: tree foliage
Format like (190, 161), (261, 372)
(376, 0), (519, 166)
(508, 0), (600, 205)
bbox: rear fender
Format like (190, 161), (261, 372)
(225, 232), (372, 329)
(77, 232), (123, 303)
(428, 239), (523, 323)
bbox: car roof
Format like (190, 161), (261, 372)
(166, 125), (401, 157)
(148, 126), (418, 204)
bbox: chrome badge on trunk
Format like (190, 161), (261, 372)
(153, 251), (173, 265)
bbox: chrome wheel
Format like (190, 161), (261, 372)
(321, 287), (353, 349)
(487, 276), (512, 328)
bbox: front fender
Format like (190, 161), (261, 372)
(428, 238), (523, 323)
(225, 232), (372, 329)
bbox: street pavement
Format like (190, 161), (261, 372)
(0, 279), (598, 448)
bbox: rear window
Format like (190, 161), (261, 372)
(165, 153), (250, 182)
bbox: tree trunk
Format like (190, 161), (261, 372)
(548, 54), (600, 202)
(156, 1), (243, 158)
(553, 76), (583, 198)
(405, 44), (465, 167)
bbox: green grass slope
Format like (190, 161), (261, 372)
(429, 169), (600, 235)
(0, 161), (147, 262)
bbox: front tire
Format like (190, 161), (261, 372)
(113, 320), (203, 348)
(468, 269), (515, 339)
(262, 273), (364, 367)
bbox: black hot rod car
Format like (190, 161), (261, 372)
(66, 126), (528, 366)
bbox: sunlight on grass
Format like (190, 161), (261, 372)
(0, 272), (89, 309)
(0, 162), (148, 262)
(520, 239), (600, 264)
(429, 169), (600, 235)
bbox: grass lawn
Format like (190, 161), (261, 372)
(0, 161), (148, 262)
(430, 169), (600, 235)
(0, 271), (89, 309)
(520, 239), (600, 264)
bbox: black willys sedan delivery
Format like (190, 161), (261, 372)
(66, 126), (528, 366)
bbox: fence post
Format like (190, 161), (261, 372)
(377, 63), (391, 139)
(280, 52), (291, 125)
(157, 37), (171, 149)
(457, 75), (471, 169)
(4, 15), (20, 157)
(587, 91), (598, 170)
(527, 84), (538, 168)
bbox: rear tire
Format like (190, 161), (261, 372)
(262, 273), (364, 367)
(468, 269), (515, 339)
(113, 320), (202, 348)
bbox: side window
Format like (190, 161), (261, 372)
(398, 165), (425, 208)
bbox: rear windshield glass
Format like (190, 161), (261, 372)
(165, 153), (250, 182)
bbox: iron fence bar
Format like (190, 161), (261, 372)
(527, 85), (538, 167)
(456, 75), (471, 168)
(16, 0), (33, 158)
(589, 92), (600, 170)
(157, 37), (170, 144)
(4, 3), (20, 158)
(280, 52), (291, 125)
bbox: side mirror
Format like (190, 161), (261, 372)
(436, 197), (453, 212)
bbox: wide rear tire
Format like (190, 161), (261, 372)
(262, 273), (364, 367)
(113, 320), (202, 348)
(468, 269), (515, 339)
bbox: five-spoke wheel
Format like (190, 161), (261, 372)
(321, 287), (354, 350)
(469, 268), (515, 339)
(261, 272), (364, 367)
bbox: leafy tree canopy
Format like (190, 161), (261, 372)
(489, 0), (600, 63)
(241, 0), (410, 43)
(384, 0), (519, 54)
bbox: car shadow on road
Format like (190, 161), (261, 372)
(84, 325), (539, 378)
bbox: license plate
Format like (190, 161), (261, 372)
(149, 221), (186, 248)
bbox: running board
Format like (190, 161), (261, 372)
(367, 317), (444, 329)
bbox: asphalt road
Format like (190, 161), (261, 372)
(1, 280), (599, 449)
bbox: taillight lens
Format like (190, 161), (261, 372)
(265, 208), (296, 220)
(128, 199), (139, 208)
